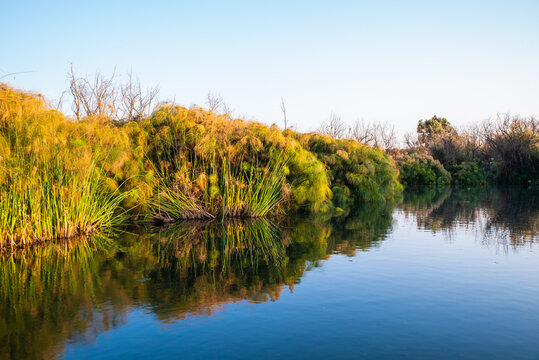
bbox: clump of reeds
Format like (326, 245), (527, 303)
(0, 153), (129, 251)
(147, 154), (288, 222)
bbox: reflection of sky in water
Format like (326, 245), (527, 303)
(2, 187), (538, 360)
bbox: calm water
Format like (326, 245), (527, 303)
(1, 187), (538, 360)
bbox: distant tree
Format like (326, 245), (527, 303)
(206, 92), (223, 112)
(403, 131), (420, 149)
(351, 119), (374, 144)
(319, 112), (347, 139)
(120, 71), (159, 121)
(205, 92), (234, 119)
(481, 114), (538, 183)
(350, 119), (397, 150)
(68, 65), (119, 120)
(68, 65), (158, 121)
(417, 115), (456, 144)
(377, 122), (397, 151)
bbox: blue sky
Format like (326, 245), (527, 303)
(1, 0), (538, 136)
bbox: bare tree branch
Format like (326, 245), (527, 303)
(68, 66), (158, 121)
(206, 92), (223, 112)
(280, 97), (288, 129)
(320, 112), (346, 138)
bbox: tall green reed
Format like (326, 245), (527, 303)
(0, 152), (129, 251)
(147, 153), (288, 221)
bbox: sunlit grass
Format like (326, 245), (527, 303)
(148, 154), (288, 221)
(0, 153), (129, 251)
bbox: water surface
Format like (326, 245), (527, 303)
(1, 187), (538, 359)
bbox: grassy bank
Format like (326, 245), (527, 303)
(0, 83), (402, 249)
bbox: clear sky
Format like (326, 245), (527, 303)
(1, 0), (538, 136)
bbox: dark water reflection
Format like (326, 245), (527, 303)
(0, 187), (538, 360)
(400, 186), (538, 248)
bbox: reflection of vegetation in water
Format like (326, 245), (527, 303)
(151, 219), (285, 275)
(139, 220), (292, 320)
(0, 205), (397, 360)
(400, 186), (452, 213)
(0, 237), (125, 360)
(480, 187), (539, 246)
(400, 186), (539, 246)
(326, 202), (395, 256)
(399, 186), (453, 232)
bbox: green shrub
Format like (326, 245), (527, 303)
(450, 161), (485, 187)
(396, 152), (451, 187)
(302, 134), (402, 206)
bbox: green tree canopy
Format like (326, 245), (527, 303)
(417, 116), (456, 143)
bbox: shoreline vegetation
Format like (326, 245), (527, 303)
(0, 74), (537, 250)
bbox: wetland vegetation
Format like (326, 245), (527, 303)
(0, 81), (401, 249)
(0, 80), (537, 359)
(1, 79), (536, 250)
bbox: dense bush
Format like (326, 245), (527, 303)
(482, 115), (538, 185)
(410, 115), (538, 186)
(395, 151), (451, 187)
(298, 133), (402, 207)
(450, 161), (485, 186)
